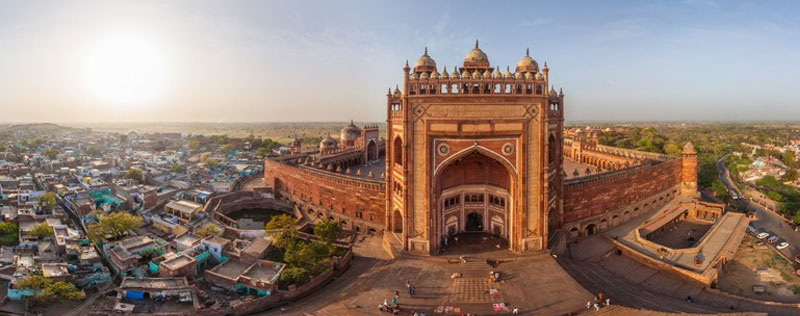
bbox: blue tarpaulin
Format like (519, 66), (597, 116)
(125, 290), (144, 299)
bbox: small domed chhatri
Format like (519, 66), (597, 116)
(413, 47), (437, 73)
(516, 48), (539, 73)
(319, 134), (337, 152)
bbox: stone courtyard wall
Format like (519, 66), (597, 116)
(264, 159), (386, 233)
(562, 158), (685, 239)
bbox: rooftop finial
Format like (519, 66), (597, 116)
(475, 39), (479, 49)
(526, 48), (530, 56)
(424, 46), (428, 55)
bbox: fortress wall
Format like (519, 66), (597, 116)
(562, 157), (685, 238)
(264, 159), (386, 232)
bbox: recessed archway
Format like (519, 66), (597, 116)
(367, 140), (378, 162)
(585, 224), (597, 236)
(466, 212), (483, 231)
(433, 149), (515, 253)
(392, 209), (403, 233)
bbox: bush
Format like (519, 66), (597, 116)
(280, 267), (310, 285)
(0, 222), (19, 246)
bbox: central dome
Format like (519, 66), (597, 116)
(516, 48), (539, 73)
(464, 40), (489, 64)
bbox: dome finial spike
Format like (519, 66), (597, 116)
(526, 48), (530, 56)
(475, 39), (479, 49)
(424, 46), (428, 55)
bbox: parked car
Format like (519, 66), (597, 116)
(777, 242), (789, 250)
(757, 232), (770, 239)
(768, 235), (780, 244)
(746, 225), (757, 234)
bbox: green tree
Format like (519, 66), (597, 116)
(784, 150), (796, 169)
(16, 276), (81, 302)
(280, 267), (310, 285)
(217, 144), (233, 153)
(87, 212), (143, 242)
(204, 158), (220, 169)
(783, 169), (799, 182)
(257, 147), (271, 158)
(794, 212), (800, 226)
(284, 240), (330, 273)
(194, 224), (222, 237)
(169, 164), (186, 173)
(200, 152), (212, 163)
(85, 146), (100, 157)
(710, 179), (728, 199)
(664, 143), (682, 156)
(265, 214), (297, 248)
(43, 148), (60, 159)
(38, 192), (57, 212)
(41, 281), (82, 301)
(313, 219), (341, 253)
(124, 168), (145, 184)
(16, 275), (50, 292)
(0, 222), (19, 246)
(188, 140), (200, 151)
(31, 222), (54, 239)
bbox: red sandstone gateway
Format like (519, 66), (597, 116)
(264, 42), (698, 258)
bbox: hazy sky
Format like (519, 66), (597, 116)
(1, 0), (799, 123)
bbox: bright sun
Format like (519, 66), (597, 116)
(84, 34), (168, 106)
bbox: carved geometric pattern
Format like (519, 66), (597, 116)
(525, 104), (539, 119)
(413, 104), (429, 122)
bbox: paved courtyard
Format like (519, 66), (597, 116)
(258, 235), (593, 315)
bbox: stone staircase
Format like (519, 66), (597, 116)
(583, 305), (766, 316)
(560, 256), (799, 315)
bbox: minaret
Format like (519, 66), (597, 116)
(681, 142), (698, 196)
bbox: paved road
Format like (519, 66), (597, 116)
(717, 154), (800, 262)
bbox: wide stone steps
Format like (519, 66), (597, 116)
(561, 256), (800, 316)
(560, 259), (719, 314)
(584, 305), (766, 316)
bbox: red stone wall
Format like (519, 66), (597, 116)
(562, 158), (683, 224)
(264, 160), (386, 230)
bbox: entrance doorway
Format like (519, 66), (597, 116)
(466, 212), (483, 231)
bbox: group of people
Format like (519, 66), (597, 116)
(378, 281), (421, 315)
(586, 292), (611, 311)
(489, 270), (501, 283)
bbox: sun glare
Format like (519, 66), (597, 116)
(84, 34), (168, 106)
